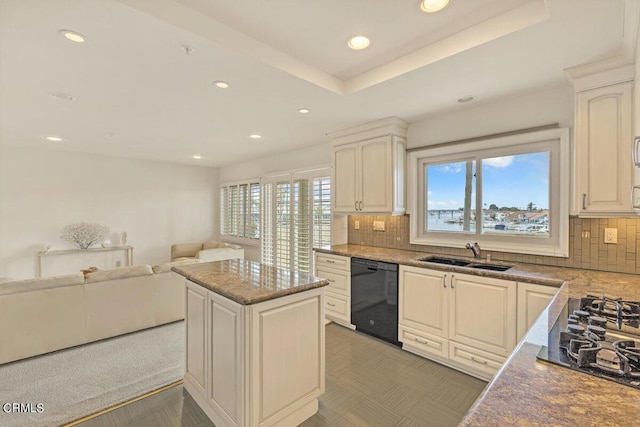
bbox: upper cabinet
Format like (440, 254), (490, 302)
(329, 117), (408, 215)
(568, 59), (635, 216)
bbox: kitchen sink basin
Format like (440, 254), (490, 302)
(468, 263), (513, 272)
(418, 256), (471, 267)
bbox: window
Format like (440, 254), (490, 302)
(261, 169), (332, 274)
(220, 180), (260, 242)
(408, 128), (569, 257)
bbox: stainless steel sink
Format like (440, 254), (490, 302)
(468, 263), (513, 272)
(418, 256), (471, 267)
(418, 256), (513, 272)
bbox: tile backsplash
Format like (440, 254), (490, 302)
(347, 215), (640, 274)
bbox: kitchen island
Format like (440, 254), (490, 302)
(172, 259), (329, 427)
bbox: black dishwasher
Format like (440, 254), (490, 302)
(350, 258), (400, 346)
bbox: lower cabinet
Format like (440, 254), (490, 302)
(398, 265), (517, 381)
(516, 282), (557, 341)
(184, 280), (325, 427)
(315, 253), (354, 329)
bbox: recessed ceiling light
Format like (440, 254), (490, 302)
(49, 92), (75, 101)
(420, 0), (451, 13)
(192, 155), (203, 160)
(213, 81), (229, 89)
(59, 30), (86, 43)
(249, 134), (262, 139)
(347, 36), (370, 50)
(298, 108), (310, 114)
(457, 95), (475, 103)
(44, 136), (64, 142)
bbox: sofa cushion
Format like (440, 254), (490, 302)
(152, 258), (202, 274)
(0, 273), (85, 296)
(85, 265), (153, 284)
(171, 242), (204, 260)
(202, 240), (229, 250)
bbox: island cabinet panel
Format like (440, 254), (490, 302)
(182, 275), (325, 427)
(185, 281), (207, 397)
(251, 294), (324, 426)
(208, 293), (243, 427)
(449, 274), (517, 357)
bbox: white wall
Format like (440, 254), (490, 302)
(0, 145), (219, 279)
(219, 143), (334, 262)
(407, 85), (574, 148)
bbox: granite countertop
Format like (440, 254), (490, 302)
(172, 259), (329, 305)
(315, 244), (640, 425)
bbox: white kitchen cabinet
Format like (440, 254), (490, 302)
(516, 282), (557, 341)
(184, 280), (325, 427)
(570, 63), (634, 216)
(398, 266), (517, 380)
(329, 116), (408, 215)
(315, 252), (353, 328)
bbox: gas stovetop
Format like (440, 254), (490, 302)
(537, 294), (640, 389)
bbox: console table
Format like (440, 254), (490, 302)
(37, 246), (134, 277)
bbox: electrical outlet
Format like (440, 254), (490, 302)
(604, 228), (617, 244)
(581, 230), (591, 239)
(354, 220), (360, 230)
(373, 220), (385, 231)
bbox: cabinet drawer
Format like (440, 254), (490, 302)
(449, 341), (506, 380)
(316, 267), (350, 296)
(399, 325), (448, 359)
(315, 253), (350, 271)
(325, 292), (350, 323)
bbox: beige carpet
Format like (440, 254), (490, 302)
(0, 321), (185, 427)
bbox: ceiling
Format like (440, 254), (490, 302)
(0, 0), (636, 168)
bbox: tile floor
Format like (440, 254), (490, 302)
(78, 323), (487, 427)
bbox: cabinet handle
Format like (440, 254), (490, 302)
(355, 201), (358, 211)
(633, 186), (640, 209)
(582, 193), (587, 210)
(327, 302), (336, 307)
(358, 201), (363, 211)
(442, 274), (447, 288)
(325, 259), (335, 264)
(327, 279), (335, 283)
(471, 356), (488, 365)
(415, 337), (428, 344)
(633, 136), (640, 166)
(450, 274), (455, 289)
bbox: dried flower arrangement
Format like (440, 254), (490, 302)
(60, 222), (109, 250)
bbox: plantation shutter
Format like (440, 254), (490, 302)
(220, 180), (260, 240)
(220, 186), (230, 236)
(249, 183), (260, 239)
(261, 169), (331, 274)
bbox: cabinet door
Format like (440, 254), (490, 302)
(185, 281), (208, 397)
(359, 137), (391, 213)
(333, 143), (359, 213)
(516, 282), (557, 341)
(399, 266), (448, 338)
(449, 273), (516, 356)
(575, 82), (633, 213)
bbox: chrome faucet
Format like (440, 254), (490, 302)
(465, 242), (481, 259)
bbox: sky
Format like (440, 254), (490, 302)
(427, 151), (550, 211)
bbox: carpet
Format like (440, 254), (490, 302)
(0, 321), (185, 427)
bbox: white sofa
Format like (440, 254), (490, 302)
(0, 260), (198, 365)
(171, 240), (244, 262)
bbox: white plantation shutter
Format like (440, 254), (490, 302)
(261, 182), (274, 266)
(275, 179), (291, 269)
(220, 180), (260, 241)
(261, 169), (331, 274)
(312, 176), (332, 247)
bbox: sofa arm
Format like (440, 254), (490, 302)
(196, 247), (245, 262)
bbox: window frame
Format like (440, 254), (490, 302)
(220, 179), (261, 247)
(408, 128), (570, 257)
